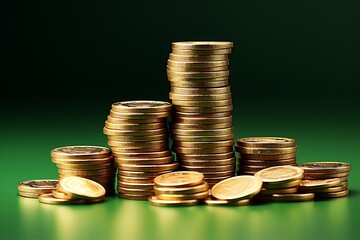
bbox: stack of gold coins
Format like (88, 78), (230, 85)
(298, 162), (351, 198)
(51, 146), (115, 196)
(167, 41), (236, 187)
(253, 165), (314, 202)
(18, 179), (58, 198)
(235, 137), (297, 175)
(149, 171), (209, 206)
(103, 100), (179, 200)
(39, 176), (106, 205)
(204, 175), (262, 206)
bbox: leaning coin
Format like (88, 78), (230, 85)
(18, 179), (58, 194)
(254, 165), (304, 184)
(38, 193), (88, 205)
(59, 176), (106, 199)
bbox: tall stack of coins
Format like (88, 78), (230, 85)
(51, 146), (115, 196)
(167, 41), (236, 187)
(235, 137), (297, 175)
(298, 162), (351, 198)
(103, 100), (179, 200)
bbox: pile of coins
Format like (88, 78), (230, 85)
(51, 146), (115, 196)
(18, 179), (58, 198)
(39, 176), (106, 204)
(252, 165), (315, 202)
(149, 171), (209, 206)
(204, 175), (262, 206)
(103, 101), (179, 200)
(298, 162), (351, 198)
(167, 41), (236, 186)
(236, 137), (297, 175)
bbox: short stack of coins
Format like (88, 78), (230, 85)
(103, 100), (179, 200)
(18, 179), (58, 198)
(39, 176), (106, 205)
(298, 162), (351, 199)
(149, 171), (209, 206)
(167, 41), (236, 187)
(51, 146), (115, 196)
(204, 175), (262, 206)
(235, 137), (297, 175)
(253, 165), (315, 202)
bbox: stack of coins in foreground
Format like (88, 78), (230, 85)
(51, 146), (115, 196)
(39, 176), (106, 205)
(298, 162), (351, 198)
(204, 175), (262, 206)
(252, 165), (315, 202)
(235, 137), (297, 175)
(103, 101), (179, 200)
(167, 41), (236, 187)
(18, 179), (58, 198)
(149, 171), (209, 206)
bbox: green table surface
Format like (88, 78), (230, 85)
(1, 110), (359, 240)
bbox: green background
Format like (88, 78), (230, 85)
(1, 0), (359, 240)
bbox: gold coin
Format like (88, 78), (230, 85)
(171, 127), (233, 136)
(117, 175), (155, 184)
(315, 189), (349, 198)
(168, 70), (229, 80)
(171, 122), (232, 130)
(176, 152), (235, 160)
(303, 172), (350, 179)
(105, 121), (166, 130)
(172, 48), (232, 55)
(236, 137), (296, 148)
(117, 181), (154, 190)
(106, 115), (164, 124)
(111, 100), (172, 113)
(115, 155), (174, 165)
(59, 176), (106, 199)
(117, 187), (154, 196)
(107, 139), (168, 148)
(57, 168), (115, 177)
(109, 110), (170, 119)
(172, 85), (230, 94)
(118, 170), (171, 178)
(111, 145), (169, 153)
(167, 65), (228, 72)
(18, 191), (42, 198)
(173, 139), (234, 148)
(156, 190), (209, 200)
(169, 53), (228, 61)
(203, 197), (251, 206)
(107, 133), (168, 142)
(52, 189), (72, 199)
(170, 92), (231, 101)
(154, 171), (204, 187)
(202, 170), (236, 178)
(52, 156), (114, 165)
(239, 158), (297, 167)
(172, 41), (233, 50)
(309, 186), (345, 193)
(174, 111), (231, 118)
(173, 115), (232, 124)
(174, 105), (233, 113)
(168, 59), (229, 68)
(18, 179), (58, 194)
(38, 193), (87, 205)
(172, 134), (234, 142)
(179, 157), (236, 166)
(103, 127), (167, 136)
(260, 187), (299, 195)
(235, 146), (297, 155)
(239, 153), (296, 160)
(261, 179), (302, 190)
(118, 193), (150, 201)
(173, 146), (233, 154)
(299, 178), (342, 190)
(56, 162), (115, 170)
(117, 162), (179, 172)
(298, 162), (351, 174)
(154, 181), (209, 195)
(181, 164), (235, 172)
(211, 176), (262, 201)
(112, 149), (172, 158)
(271, 193), (315, 202)
(148, 195), (199, 206)
(254, 166), (304, 184)
(51, 146), (111, 159)
(169, 79), (229, 88)
(172, 99), (232, 107)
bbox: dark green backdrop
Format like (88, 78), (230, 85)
(1, 1), (360, 240)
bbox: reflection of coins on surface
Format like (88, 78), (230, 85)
(267, 193), (315, 202)
(203, 197), (251, 206)
(154, 171), (204, 187)
(59, 176), (106, 199)
(254, 166), (304, 183)
(38, 193), (87, 205)
(237, 137), (296, 148)
(314, 189), (349, 198)
(211, 176), (262, 201)
(51, 146), (111, 159)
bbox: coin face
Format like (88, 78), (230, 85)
(51, 146), (111, 159)
(18, 179), (58, 192)
(172, 41), (233, 50)
(112, 101), (172, 113)
(59, 176), (106, 199)
(237, 137), (296, 148)
(211, 176), (263, 201)
(154, 171), (204, 187)
(254, 166), (304, 183)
